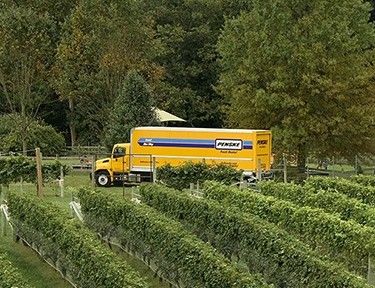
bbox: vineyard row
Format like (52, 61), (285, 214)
(203, 181), (375, 277)
(78, 188), (268, 288)
(8, 193), (147, 288)
(258, 181), (375, 228)
(139, 184), (369, 288)
(305, 176), (375, 205)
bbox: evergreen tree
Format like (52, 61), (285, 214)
(104, 71), (157, 149)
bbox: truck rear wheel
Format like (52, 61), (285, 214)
(95, 171), (111, 187)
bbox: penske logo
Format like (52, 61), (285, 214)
(215, 139), (243, 150)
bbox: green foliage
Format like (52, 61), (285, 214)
(0, 114), (66, 155)
(8, 192), (147, 288)
(147, 0), (253, 127)
(218, 0), (375, 164)
(54, 0), (162, 145)
(104, 70), (158, 149)
(258, 181), (375, 228)
(140, 184), (369, 287)
(202, 181), (375, 276)
(305, 176), (375, 205)
(0, 4), (59, 153)
(10, 0), (76, 29)
(0, 156), (69, 185)
(0, 252), (33, 288)
(350, 175), (375, 187)
(157, 162), (242, 189)
(0, 5), (55, 114)
(78, 188), (267, 288)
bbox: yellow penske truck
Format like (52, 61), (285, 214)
(94, 127), (272, 186)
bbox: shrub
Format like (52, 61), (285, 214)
(0, 156), (69, 185)
(157, 162), (242, 189)
(0, 114), (65, 156)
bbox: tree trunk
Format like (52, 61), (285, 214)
(69, 123), (77, 147)
(22, 139), (27, 156)
(68, 98), (76, 147)
(21, 103), (27, 156)
(297, 143), (308, 173)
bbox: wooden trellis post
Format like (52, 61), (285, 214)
(59, 165), (64, 198)
(257, 159), (262, 181)
(1, 207), (6, 236)
(91, 155), (96, 188)
(368, 254), (375, 285)
(283, 153), (287, 183)
(35, 148), (43, 197)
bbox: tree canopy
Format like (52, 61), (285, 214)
(0, 5), (56, 154)
(104, 70), (158, 149)
(0, 0), (373, 162)
(0, 114), (65, 155)
(218, 0), (375, 167)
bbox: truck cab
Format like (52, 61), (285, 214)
(94, 143), (130, 186)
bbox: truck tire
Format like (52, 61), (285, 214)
(95, 171), (111, 187)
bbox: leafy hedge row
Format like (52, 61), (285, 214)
(157, 162), (242, 190)
(8, 193), (147, 288)
(350, 175), (375, 188)
(0, 252), (32, 288)
(78, 188), (267, 288)
(139, 184), (369, 288)
(0, 156), (69, 185)
(305, 176), (375, 205)
(258, 181), (375, 228)
(202, 181), (375, 277)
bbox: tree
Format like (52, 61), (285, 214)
(1, 0), (76, 23)
(146, 0), (254, 128)
(0, 0), (76, 145)
(104, 71), (158, 149)
(218, 0), (375, 169)
(0, 5), (56, 154)
(0, 114), (66, 155)
(54, 0), (162, 146)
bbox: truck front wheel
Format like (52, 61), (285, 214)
(95, 171), (111, 187)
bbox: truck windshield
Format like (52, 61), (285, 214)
(113, 147), (126, 158)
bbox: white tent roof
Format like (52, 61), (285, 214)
(153, 107), (186, 122)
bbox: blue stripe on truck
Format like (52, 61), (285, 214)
(137, 138), (253, 149)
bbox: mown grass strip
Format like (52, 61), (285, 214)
(0, 231), (71, 288)
(0, 251), (33, 288)
(140, 184), (370, 288)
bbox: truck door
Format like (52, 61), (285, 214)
(112, 146), (127, 174)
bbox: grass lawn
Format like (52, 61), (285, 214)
(0, 220), (71, 288)
(1, 171), (168, 288)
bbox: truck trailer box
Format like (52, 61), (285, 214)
(94, 127), (272, 186)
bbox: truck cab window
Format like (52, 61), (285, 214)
(113, 147), (125, 158)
